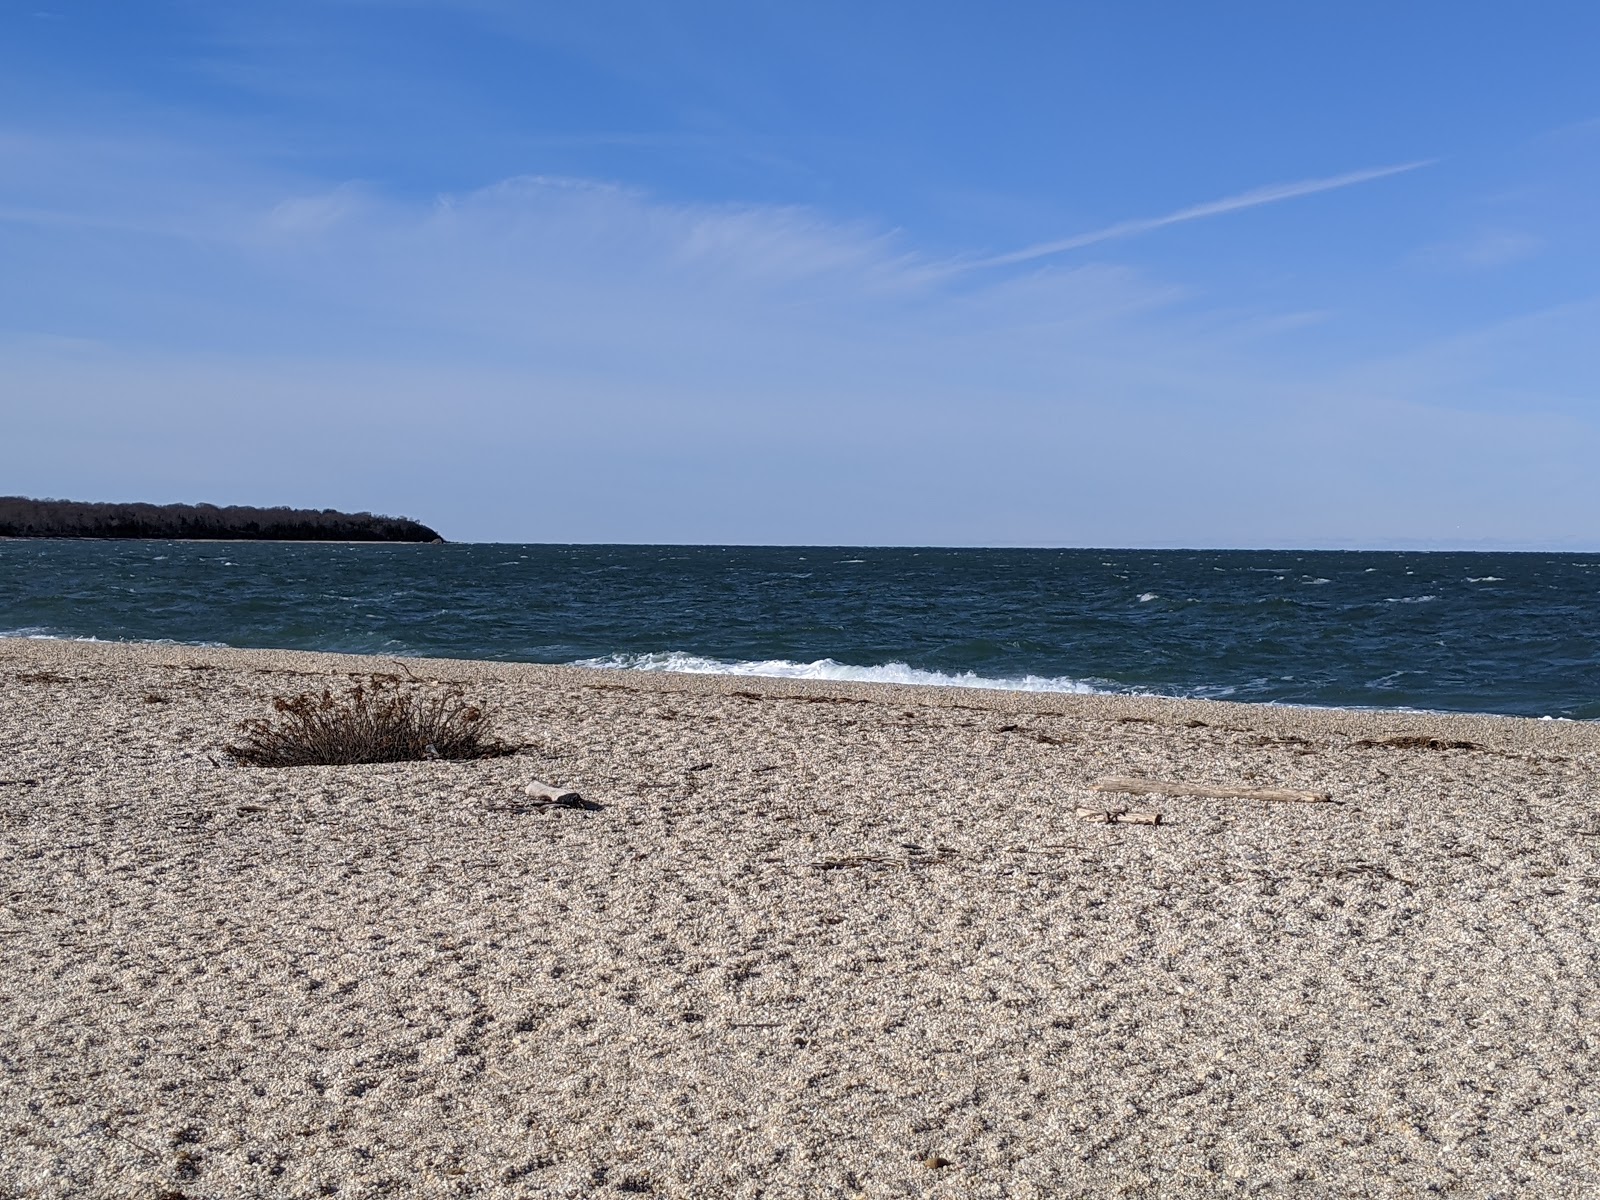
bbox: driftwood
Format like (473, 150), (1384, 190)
(1075, 806), (1162, 826)
(1092, 776), (1332, 804)
(526, 779), (581, 803)
(522, 780), (599, 811)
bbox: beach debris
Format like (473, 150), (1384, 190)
(815, 854), (897, 870)
(523, 780), (598, 811)
(525, 779), (581, 803)
(1092, 776), (1333, 804)
(1075, 806), (1162, 826)
(995, 723), (1069, 744)
(813, 846), (958, 870)
(1353, 735), (1485, 752)
(1326, 860), (1415, 886)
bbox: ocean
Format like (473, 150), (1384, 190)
(2, 540), (1596, 719)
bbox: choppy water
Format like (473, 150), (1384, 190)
(2, 540), (1597, 718)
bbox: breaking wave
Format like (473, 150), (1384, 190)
(571, 651), (1113, 695)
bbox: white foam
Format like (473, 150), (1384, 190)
(1466, 576), (1504, 583)
(572, 651), (1111, 695)
(0, 628), (227, 648)
(1137, 592), (1158, 603)
(1384, 595), (1438, 604)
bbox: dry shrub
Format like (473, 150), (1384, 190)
(228, 678), (513, 767)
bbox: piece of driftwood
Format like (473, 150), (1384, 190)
(1092, 776), (1332, 804)
(526, 779), (582, 803)
(1075, 806), (1162, 826)
(520, 780), (601, 811)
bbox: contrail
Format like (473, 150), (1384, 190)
(968, 159), (1434, 270)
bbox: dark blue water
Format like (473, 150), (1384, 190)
(2, 541), (1597, 718)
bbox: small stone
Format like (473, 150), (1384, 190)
(525, 780), (582, 804)
(923, 1155), (953, 1169)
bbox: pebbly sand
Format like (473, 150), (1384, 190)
(1, 638), (1597, 1198)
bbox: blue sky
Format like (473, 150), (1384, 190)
(3, 1), (1598, 546)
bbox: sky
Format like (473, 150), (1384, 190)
(3, 2), (1599, 546)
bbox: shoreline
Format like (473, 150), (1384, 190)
(3, 637), (1597, 1196)
(0, 631), (1586, 730)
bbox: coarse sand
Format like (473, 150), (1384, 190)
(1, 638), (1597, 1198)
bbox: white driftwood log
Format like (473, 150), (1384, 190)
(525, 780), (583, 804)
(1074, 806), (1162, 826)
(1092, 776), (1332, 804)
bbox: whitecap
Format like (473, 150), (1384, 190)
(0, 629), (228, 648)
(1465, 576), (1503, 583)
(1137, 592), (1158, 603)
(571, 651), (1110, 695)
(1384, 595), (1438, 604)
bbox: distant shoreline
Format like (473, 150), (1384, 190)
(0, 497), (443, 542)
(0, 536), (444, 544)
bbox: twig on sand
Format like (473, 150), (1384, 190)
(813, 847), (958, 870)
(1074, 806), (1161, 826)
(101, 1125), (160, 1158)
(814, 854), (895, 870)
(1093, 776), (1334, 804)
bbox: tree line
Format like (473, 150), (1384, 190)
(0, 497), (443, 542)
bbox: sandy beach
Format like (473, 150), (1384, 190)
(2, 637), (1597, 1198)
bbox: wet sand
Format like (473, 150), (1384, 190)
(2, 638), (1597, 1198)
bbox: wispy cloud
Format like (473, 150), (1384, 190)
(968, 160), (1435, 270)
(6, 140), (1595, 545)
(1419, 228), (1543, 270)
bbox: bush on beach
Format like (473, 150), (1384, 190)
(228, 679), (512, 767)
